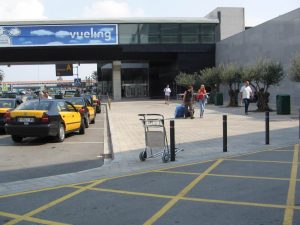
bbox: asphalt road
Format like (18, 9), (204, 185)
(0, 111), (105, 183)
(0, 145), (299, 225)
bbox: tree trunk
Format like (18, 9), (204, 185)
(256, 90), (271, 111)
(228, 89), (239, 107)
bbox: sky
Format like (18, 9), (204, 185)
(0, 0), (299, 82)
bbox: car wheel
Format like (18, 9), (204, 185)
(91, 114), (96, 124)
(84, 116), (90, 128)
(79, 119), (85, 134)
(55, 123), (65, 142)
(12, 135), (22, 143)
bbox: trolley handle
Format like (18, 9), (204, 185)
(138, 114), (165, 119)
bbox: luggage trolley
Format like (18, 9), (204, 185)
(139, 113), (175, 163)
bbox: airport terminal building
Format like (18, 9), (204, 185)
(0, 8), (244, 100)
(0, 7), (299, 108)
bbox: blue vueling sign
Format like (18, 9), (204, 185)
(0, 24), (118, 47)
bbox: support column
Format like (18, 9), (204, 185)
(112, 61), (121, 100)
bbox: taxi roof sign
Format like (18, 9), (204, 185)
(56, 64), (73, 76)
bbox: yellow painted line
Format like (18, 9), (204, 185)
(283, 144), (299, 225)
(155, 159), (215, 171)
(0, 184), (79, 199)
(181, 197), (287, 209)
(143, 159), (224, 225)
(0, 211), (71, 225)
(209, 173), (297, 181)
(153, 170), (200, 176)
(225, 158), (295, 164)
(88, 187), (174, 199)
(4, 179), (107, 225)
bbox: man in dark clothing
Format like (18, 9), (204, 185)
(183, 85), (194, 119)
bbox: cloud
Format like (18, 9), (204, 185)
(82, 0), (145, 18)
(0, 0), (47, 21)
(56, 30), (70, 38)
(89, 40), (103, 44)
(31, 29), (54, 36)
(47, 42), (64, 45)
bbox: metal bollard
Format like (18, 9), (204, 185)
(265, 111), (270, 145)
(223, 115), (227, 152)
(170, 120), (175, 161)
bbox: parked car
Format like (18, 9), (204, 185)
(85, 94), (101, 113)
(64, 97), (96, 128)
(0, 98), (22, 131)
(5, 99), (85, 143)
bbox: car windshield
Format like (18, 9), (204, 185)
(65, 98), (84, 106)
(0, 99), (15, 108)
(17, 101), (51, 110)
(1, 93), (18, 98)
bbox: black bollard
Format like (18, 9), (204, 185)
(170, 120), (175, 161)
(223, 115), (227, 152)
(265, 111), (270, 145)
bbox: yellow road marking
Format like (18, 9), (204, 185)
(182, 197), (288, 209)
(283, 144), (299, 225)
(4, 179), (107, 225)
(225, 158), (296, 164)
(0, 211), (71, 225)
(88, 187), (174, 199)
(143, 159), (223, 225)
(155, 170), (299, 181)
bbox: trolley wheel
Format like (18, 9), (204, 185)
(139, 151), (147, 161)
(162, 153), (170, 163)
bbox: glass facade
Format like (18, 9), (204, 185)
(119, 23), (216, 44)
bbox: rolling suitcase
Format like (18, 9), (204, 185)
(175, 104), (185, 118)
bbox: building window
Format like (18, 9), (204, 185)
(119, 24), (139, 44)
(139, 24), (160, 44)
(181, 24), (199, 43)
(160, 24), (179, 43)
(199, 24), (215, 43)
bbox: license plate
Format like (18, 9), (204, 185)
(18, 117), (35, 123)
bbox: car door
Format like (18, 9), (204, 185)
(65, 101), (81, 130)
(84, 98), (95, 121)
(57, 101), (72, 131)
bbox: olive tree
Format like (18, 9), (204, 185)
(220, 64), (243, 107)
(289, 53), (300, 82)
(175, 72), (201, 89)
(200, 66), (222, 103)
(243, 59), (284, 111)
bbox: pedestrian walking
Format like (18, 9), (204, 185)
(197, 84), (207, 118)
(240, 80), (253, 115)
(163, 85), (171, 104)
(183, 85), (194, 119)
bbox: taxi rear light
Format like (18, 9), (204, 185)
(41, 113), (49, 123)
(4, 112), (11, 123)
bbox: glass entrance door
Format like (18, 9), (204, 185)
(121, 62), (149, 98)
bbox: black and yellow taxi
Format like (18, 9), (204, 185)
(85, 94), (101, 113)
(64, 97), (96, 128)
(5, 99), (85, 143)
(0, 98), (22, 131)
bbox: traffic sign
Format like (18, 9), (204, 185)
(56, 64), (73, 76)
(74, 78), (81, 86)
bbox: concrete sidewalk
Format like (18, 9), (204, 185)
(0, 100), (299, 195)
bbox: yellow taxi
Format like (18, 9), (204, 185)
(0, 98), (22, 131)
(64, 97), (96, 128)
(5, 99), (85, 143)
(85, 94), (101, 113)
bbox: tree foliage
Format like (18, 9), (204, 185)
(289, 53), (300, 82)
(243, 59), (284, 111)
(200, 66), (222, 92)
(220, 64), (243, 106)
(175, 72), (200, 88)
(91, 71), (98, 81)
